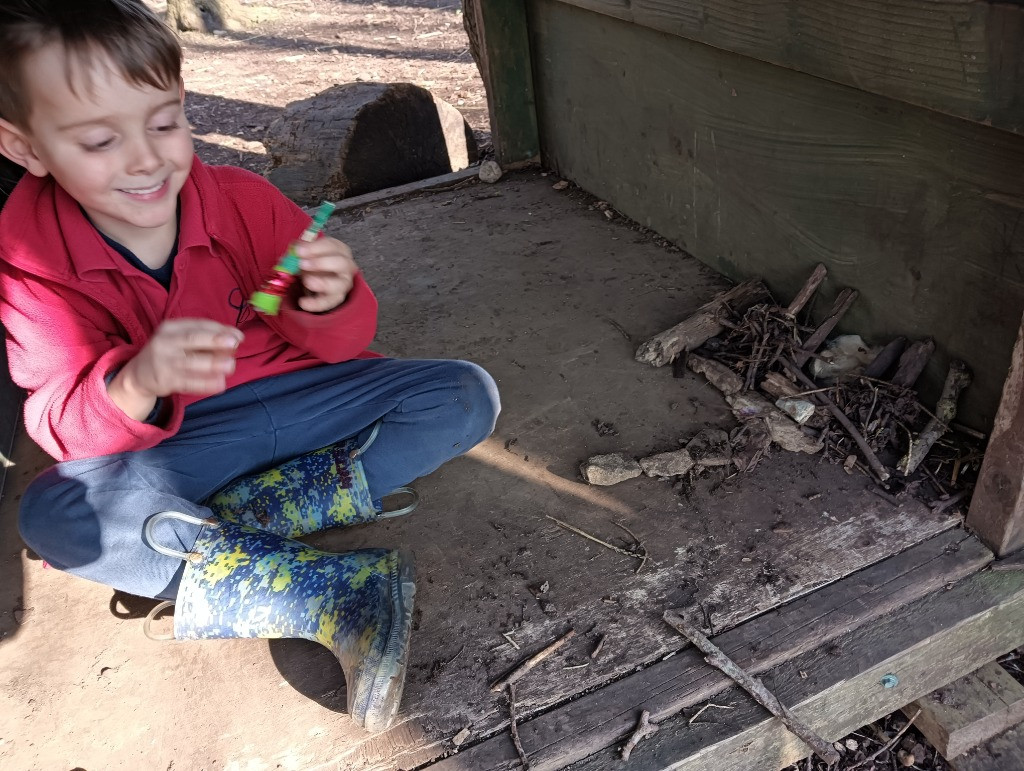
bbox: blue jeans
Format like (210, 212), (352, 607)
(18, 358), (499, 599)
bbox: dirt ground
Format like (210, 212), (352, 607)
(159, 0), (490, 174)
(0, 2), (1018, 770)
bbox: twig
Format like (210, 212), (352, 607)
(929, 488), (970, 515)
(793, 288), (858, 367)
(786, 263), (828, 316)
(868, 485), (901, 507)
(951, 422), (987, 441)
(664, 610), (841, 765)
(688, 702), (735, 724)
(620, 709), (660, 761)
(546, 515), (645, 565)
(849, 709), (921, 769)
(591, 634), (607, 660)
(613, 520), (649, 573)
(502, 631), (521, 650)
(507, 683), (530, 770)
(899, 360), (972, 476)
(780, 357), (891, 482)
(490, 629), (576, 691)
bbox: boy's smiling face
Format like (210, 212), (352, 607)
(3, 42), (193, 251)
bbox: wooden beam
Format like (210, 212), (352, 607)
(967, 311), (1024, 556)
(426, 530), (991, 770)
(464, 0), (540, 164)
(566, 568), (1024, 771)
(951, 722), (1024, 771)
(902, 662), (1024, 759)
(548, 0), (1024, 136)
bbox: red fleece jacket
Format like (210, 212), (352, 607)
(0, 157), (379, 461)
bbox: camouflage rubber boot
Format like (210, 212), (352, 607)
(207, 435), (417, 539)
(144, 512), (416, 733)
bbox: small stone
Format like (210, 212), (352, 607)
(580, 453), (642, 485)
(845, 739), (859, 751)
(897, 749), (915, 767)
(452, 727), (471, 746)
(639, 449), (695, 478)
(478, 159), (503, 183)
(540, 601), (556, 614)
(603, 210), (614, 220)
(552, 180), (569, 190)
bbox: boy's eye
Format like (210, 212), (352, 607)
(82, 138), (115, 152)
(153, 122), (180, 133)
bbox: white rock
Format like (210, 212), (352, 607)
(580, 453), (642, 485)
(478, 159), (503, 183)
(639, 449), (695, 478)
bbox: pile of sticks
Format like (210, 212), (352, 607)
(635, 264), (979, 497)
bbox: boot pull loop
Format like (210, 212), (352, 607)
(350, 419), (382, 458)
(143, 600), (176, 641)
(143, 510), (218, 562)
(379, 487), (420, 519)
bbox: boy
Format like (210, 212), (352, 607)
(0, 0), (499, 733)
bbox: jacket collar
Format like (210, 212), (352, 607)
(0, 155), (217, 283)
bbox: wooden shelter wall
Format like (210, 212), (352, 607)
(550, 0), (1024, 136)
(527, 0), (1024, 427)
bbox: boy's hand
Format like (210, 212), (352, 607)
(108, 319), (243, 420)
(295, 236), (358, 313)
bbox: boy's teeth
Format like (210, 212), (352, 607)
(123, 182), (162, 194)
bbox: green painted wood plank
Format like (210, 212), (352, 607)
(468, 0), (540, 163)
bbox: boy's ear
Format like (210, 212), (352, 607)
(0, 119), (48, 178)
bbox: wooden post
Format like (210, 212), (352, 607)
(463, 0), (540, 165)
(967, 311), (1024, 556)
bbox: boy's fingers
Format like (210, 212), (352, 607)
(297, 293), (339, 313)
(178, 375), (228, 395)
(181, 351), (236, 374)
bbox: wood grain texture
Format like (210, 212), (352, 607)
(904, 662), (1024, 759)
(548, 0), (1024, 135)
(967, 311), (1024, 555)
(528, 0), (1024, 427)
(567, 567), (1024, 771)
(469, 0), (539, 163)
(952, 721), (1024, 771)
(427, 528), (987, 770)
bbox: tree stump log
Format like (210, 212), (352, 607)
(264, 83), (479, 206)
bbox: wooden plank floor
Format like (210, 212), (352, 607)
(0, 171), (969, 770)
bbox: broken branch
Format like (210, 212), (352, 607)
(490, 629), (576, 692)
(792, 288), (858, 367)
(664, 610), (841, 766)
(890, 338), (936, 388)
(899, 360), (972, 476)
(620, 709), (660, 761)
(786, 263), (828, 317)
(779, 357), (891, 482)
(507, 683), (530, 770)
(635, 278), (770, 367)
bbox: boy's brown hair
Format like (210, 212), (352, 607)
(0, 0), (182, 128)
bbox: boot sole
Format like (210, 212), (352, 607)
(362, 550), (416, 733)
